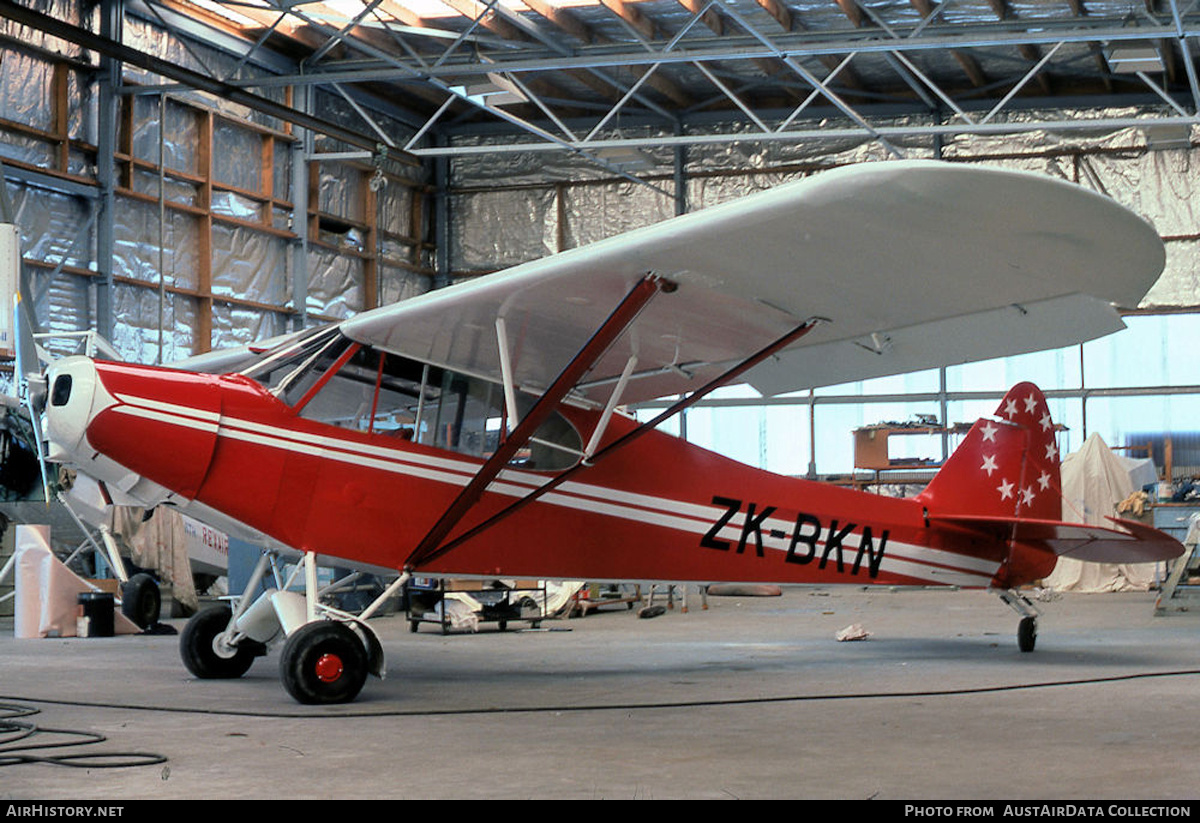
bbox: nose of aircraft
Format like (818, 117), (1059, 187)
(41, 357), (224, 504)
(42, 355), (107, 463)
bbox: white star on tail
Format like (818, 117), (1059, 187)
(981, 455), (998, 476)
(998, 478), (1014, 500)
(1045, 441), (1059, 460)
(1038, 471), (1051, 491)
(981, 422), (998, 442)
(1039, 412), (1053, 432)
(1024, 394), (1038, 413)
(1021, 486), (1036, 506)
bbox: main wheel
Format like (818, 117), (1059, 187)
(122, 573), (161, 629)
(180, 606), (258, 679)
(1017, 615), (1037, 652)
(279, 621), (368, 705)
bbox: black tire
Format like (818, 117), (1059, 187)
(122, 573), (161, 629)
(1018, 616), (1037, 652)
(180, 606), (257, 679)
(279, 621), (368, 705)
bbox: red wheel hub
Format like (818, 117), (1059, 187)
(314, 653), (344, 683)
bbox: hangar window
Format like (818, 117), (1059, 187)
(245, 330), (582, 470)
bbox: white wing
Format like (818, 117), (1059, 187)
(341, 160), (1164, 405)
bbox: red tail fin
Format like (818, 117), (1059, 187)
(917, 382), (1061, 521)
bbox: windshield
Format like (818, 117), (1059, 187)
(240, 326), (343, 397)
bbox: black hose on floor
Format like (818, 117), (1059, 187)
(0, 701), (167, 769)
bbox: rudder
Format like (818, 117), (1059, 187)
(917, 382), (1061, 521)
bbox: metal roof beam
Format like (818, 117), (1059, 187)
(256, 21), (1200, 79)
(410, 112), (1200, 156)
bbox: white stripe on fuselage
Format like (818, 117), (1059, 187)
(107, 392), (1001, 586)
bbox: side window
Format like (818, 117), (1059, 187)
(428, 371), (500, 455)
(507, 394), (585, 471)
(283, 340), (584, 471)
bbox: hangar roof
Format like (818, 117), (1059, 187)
(174, 0), (1200, 159)
(5, 0), (1199, 172)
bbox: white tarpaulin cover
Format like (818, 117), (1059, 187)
(1047, 433), (1160, 592)
(110, 505), (200, 613)
(13, 524), (139, 638)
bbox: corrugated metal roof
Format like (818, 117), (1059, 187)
(69, 1), (1200, 163)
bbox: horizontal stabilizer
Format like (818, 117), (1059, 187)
(930, 514), (1185, 565)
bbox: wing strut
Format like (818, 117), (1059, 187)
(407, 314), (826, 572)
(404, 274), (667, 571)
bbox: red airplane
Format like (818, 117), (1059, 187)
(27, 160), (1185, 704)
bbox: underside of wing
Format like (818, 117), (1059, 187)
(932, 514), (1185, 564)
(341, 160), (1165, 406)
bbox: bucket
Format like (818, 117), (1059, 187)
(77, 591), (115, 638)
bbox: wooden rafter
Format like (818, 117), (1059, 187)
(675, 0), (799, 100)
(518, 0), (693, 107)
(778, 1), (866, 92)
(598, 0), (660, 42)
(833, 0), (864, 30)
(429, 0), (610, 112)
(908, 0), (986, 88)
(984, 0), (1052, 95)
(1065, 0), (1115, 92)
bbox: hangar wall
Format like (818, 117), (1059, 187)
(0, 2), (434, 366)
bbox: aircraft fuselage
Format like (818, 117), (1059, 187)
(42, 353), (1054, 591)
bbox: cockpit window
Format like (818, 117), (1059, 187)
(244, 330), (583, 471)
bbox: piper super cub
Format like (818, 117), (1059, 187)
(25, 160), (1184, 703)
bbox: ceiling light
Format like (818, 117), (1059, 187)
(449, 73), (528, 107)
(596, 147), (655, 172)
(1143, 123), (1192, 151)
(1105, 42), (1165, 74)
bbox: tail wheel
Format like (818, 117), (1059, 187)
(180, 606), (258, 679)
(1017, 615), (1037, 652)
(280, 621), (368, 705)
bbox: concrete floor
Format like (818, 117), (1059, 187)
(1, 585), (1199, 800)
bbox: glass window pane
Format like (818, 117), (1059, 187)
(946, 347), (1082, 393)
(634, 405), (680, 437)
(1083, 394), (1200, 479)
(764, 405), (810, 476)
(684, 406), (766, 468)
(814, 401), (942, 475)
(816, 368), (941, 396)
(1082, 315), (1200, 389)
(945, 397), (1084, 459)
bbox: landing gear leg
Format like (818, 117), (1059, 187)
(995, 589), (1040, 653)
(271, 553), (403, 704)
